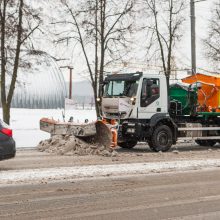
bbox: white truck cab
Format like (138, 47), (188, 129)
(102, 72), (168, 120)
(101, 72), (176, 152)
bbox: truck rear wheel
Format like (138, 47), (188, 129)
(195, 140), (216, 147)
(150, 125), (172, 152)
(118, 141), (137, 149)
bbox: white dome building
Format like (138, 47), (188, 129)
(11, 52), (67, 109)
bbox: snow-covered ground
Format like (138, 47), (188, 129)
(2, 159), (220, 185)
(0, 108), (96, 148)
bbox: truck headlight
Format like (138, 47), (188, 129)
(130, 97), (136, 105)
(127, 128), (135, 133)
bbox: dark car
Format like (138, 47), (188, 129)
(0, 120), (16, 161)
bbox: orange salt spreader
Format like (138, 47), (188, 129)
(182, 73), (220, 113)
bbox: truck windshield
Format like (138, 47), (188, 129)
(104, 80), (139, 97)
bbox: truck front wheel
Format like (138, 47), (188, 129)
(150, 125), (173, 152)
(117, 141), (137, 149)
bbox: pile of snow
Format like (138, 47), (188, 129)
(2, 159), (220, 185)
(38, 135), (117, 157)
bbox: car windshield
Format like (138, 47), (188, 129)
(104, 80), (139, 97)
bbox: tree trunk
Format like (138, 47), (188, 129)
(95, 99), (101, 118)
(91, 82), (101, 118)
(0, 0), (24, 125)
(2, 103), (10, 124)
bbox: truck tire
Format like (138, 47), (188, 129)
(118, 141), (137, 149)
(195, 140), (216, 147)
(150, 125), (173, 152)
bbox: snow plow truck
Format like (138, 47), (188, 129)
(40, 72), (220, 152)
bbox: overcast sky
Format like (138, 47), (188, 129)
(35, 1), (216, 81)
(178, 0), (213, 72)
(75, 1), (216, 81)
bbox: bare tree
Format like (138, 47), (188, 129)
(204, 1), (220, 64)
(54, 0), (134, 117)
(144, 0), (186, 89)
(0, 0), (41, 124)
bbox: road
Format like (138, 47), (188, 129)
(3, 143), (220, 170)
(2, 146), (220, 219)
(1, 169), (220, 219)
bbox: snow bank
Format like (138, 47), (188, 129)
(38, 134), (116, 157)
(0, 108), (96, 148)
(1, 159), (220, 185)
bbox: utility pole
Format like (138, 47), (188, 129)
(68, 67), (73, 99)
(60, 66), (74, 99)
(190, 0), (196, 75)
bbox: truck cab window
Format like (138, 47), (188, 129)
(141, 78), (160, 107)
(104, 80), (139, 97)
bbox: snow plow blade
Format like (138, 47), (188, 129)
(40, 118), (117, 149)
(83, 120), (112, 148)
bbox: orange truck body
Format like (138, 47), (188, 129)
(182, 73), (220, 112)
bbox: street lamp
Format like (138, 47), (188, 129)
(190, 0), (196, 75)
(190, 0), (207, 75)
(60, 66), (74, 99)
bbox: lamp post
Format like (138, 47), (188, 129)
(68, 66), (73, 99)
(190, 0), (207, 75)
(60, 66), (74, 99)
(190, 0), (196, 75)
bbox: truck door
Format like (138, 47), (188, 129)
(138, 78), (162, 119)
